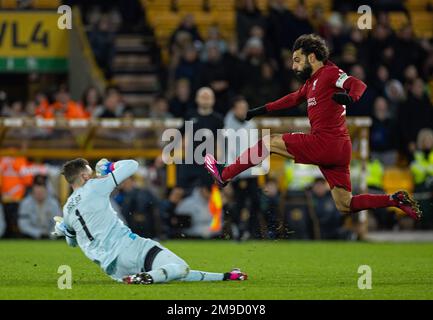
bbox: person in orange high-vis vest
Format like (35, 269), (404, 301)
(50, 101), (89, 119)
(0, 157), (33, 237)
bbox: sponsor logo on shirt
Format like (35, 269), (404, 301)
(307, 97), (317, 107)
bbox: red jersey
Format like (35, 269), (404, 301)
(266, 61), (367, 138)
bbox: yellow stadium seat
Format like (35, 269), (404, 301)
(33, 0), (60, 9)
(410, 12), (433, 38)
(383, 167), (414, 194)
(209, 0), (234, 11)
(389, 12), (409, 31)
(177, 0), (205, 11)
(405, 0), (433, 11)
(1, 0), (18, 8)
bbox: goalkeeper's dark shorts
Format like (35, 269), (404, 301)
(282, 132), (352, 192)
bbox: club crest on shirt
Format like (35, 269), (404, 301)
(312, 79), (318, 90)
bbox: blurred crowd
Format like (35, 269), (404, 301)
(1, 0), (433, 240)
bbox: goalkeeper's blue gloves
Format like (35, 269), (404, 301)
(52, 216), (75, 238)
(95, 158), (115, 177)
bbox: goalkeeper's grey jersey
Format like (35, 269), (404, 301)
(63, 160), (140, 273)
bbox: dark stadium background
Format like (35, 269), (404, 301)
(0, 0), (433, 243)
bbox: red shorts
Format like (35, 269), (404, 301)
(282, 133), (352, 191)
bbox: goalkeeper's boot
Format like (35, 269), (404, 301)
(204, 154), (228, 187)
(392, 190), (422, 221)
(223, 268), (248, 281)
(123, 272), (154, 285)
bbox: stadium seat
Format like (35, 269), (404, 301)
(0, 0), (17, 9)
(33, 0), (60, 9)
(405, 0), (433, 11)
(383, 167), (414, 194)
(389, 12), (409, 31)
(410, 12), (433, 38)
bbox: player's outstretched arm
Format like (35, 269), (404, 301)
(94, 159), (139, 195)
(264, 84), (307, 112)
(245, 85), (307, 120)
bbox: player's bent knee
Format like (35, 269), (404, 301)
(335, 201), (351, 214)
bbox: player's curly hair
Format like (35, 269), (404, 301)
(293, 34), (329, 62)
(61, 158), (89, 184)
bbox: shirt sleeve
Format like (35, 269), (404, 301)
(93, 159), (139, 196)
(265, 84), (307, 111)
(332, 68), (367, 102)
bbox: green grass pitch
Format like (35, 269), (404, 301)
(1, 240), (432, 300)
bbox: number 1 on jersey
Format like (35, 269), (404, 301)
(75, 210), (94, 241)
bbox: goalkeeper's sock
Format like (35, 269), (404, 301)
(350, 194), (395, 212)
(180, 270), (224, 282)
(147, 263), (189, 283)
(222, 139), (268, 181)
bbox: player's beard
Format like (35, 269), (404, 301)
(295, 61), (313, 82)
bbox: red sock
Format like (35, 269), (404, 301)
(350, 194), (397, 212)
(222, 139), (268, 181)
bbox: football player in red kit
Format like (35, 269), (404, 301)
(204, 34), (422, 221)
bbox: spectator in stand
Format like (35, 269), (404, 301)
(287, 3), (314, 49)
(398, 78), (433, 158)
(371, 65), (390, 98)
(310, 3), (331, 39)
(177, 87), (224, 193)
(115, 176), (160, 239)
(410, 128), (433, 229)
(348, 28), (369, 67)
(338, 43), (358, 72)
(34, 91), (50, 118)
(99, 86), (127, 118)
(169, 14), (202, 53)
(393, 24), (427, 80)
(18, 175), (61, 239)
(99, 94), (119, 118)
(80, 86), (104, 118)
(244, 62), (280, 107)
(236, 0), (266, 51)
(307, 178), (354, 240)
(277, 50), (297, 95)
(159, 187), (188, 239)
(0, 157), (33, 238)
(200, 25), (228, 62)
(87, 13), (116, 78)
(169, 78), (194, 118)
(1, 100), (27, 117)
(240, 37), (267, 103)
(384, 79), (406, 117)
(25, 100), (36, 117)
(199, 42), (233, 115)
(175, 183), (220, 239)
(175, 45), (202, 91)
(47, 85), (88, 119)
(149, 95), (173, 119)
(402, 64), (419, 91)
(266, 0), (295, 64)
(327, 12), (350, 59)
(367, 21), (395, 74)
(370, 96), (398, 166)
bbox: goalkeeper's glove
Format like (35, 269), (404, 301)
(95, 158), (115, 177)
(332, 92), (353, 105)
(245, 105), (267, 121)
(51, 216), (76, 238)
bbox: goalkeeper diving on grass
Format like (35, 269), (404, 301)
(53, 158), (247, 284)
